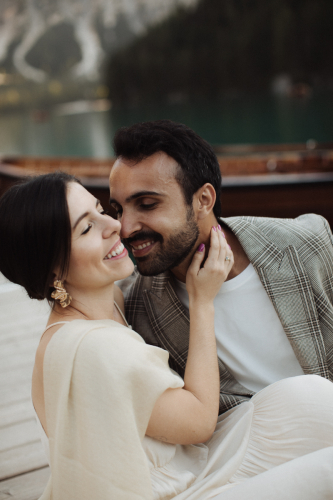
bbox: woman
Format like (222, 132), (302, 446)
(0, 172), (333, 500)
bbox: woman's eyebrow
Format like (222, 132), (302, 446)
(73, 199), (100, 230)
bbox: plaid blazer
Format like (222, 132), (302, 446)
(120, 214), (333, 414)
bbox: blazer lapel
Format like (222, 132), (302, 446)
(142, 273), (189, 374)
(223, 217), (329, 378)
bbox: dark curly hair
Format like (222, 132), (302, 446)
(113, 120), (222, 218)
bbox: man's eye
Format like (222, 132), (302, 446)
(110, 204), (122, 219)
(114, 207), (123, 219)
(141, 203), (157, 210)
(115, 208), (122, 218)
(100, 210), (109, 215)
(82, 224), (92, 235)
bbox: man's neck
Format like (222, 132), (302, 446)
(171, 218), (250, 283)
(170, 254), (194, 283)
(170, 216), (219, 283)
(219, 221), (250, 280)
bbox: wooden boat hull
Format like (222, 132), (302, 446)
(1, 143), (332, 227)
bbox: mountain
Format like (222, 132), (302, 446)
(106, 0), (333, 104)
(0, 0), (199, 83)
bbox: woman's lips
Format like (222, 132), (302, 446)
(104, 241), (125, 260)
(108, 246), (128, 261)
(106, 238), (121, 256)
(104, 246), (128, 261)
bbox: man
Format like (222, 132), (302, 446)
(109, 119), (333, 415)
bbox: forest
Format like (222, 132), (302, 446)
(106, 0), (333, 105)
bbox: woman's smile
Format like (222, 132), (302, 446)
(103, 241), (128, 261)
(103, 240), (125, 260)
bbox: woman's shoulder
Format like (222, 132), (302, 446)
(45, 319), (139, 360)
(35, 321), (69, 371)
(40, 318), (170, 378)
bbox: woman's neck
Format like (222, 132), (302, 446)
(50, 283), (116, 323)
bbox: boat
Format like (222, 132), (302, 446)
(0, 142), (333, 227)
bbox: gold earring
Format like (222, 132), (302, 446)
(51, 279), (72, 308)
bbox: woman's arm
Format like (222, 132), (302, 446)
(146, 227), (233, 444)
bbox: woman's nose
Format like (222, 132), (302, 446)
(102, 215), (121, 238)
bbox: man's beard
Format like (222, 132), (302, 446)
(124, 208), (199, 276)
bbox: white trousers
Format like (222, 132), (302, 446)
(208, 375), (333, 499)
(212, 447), (333, 500)
(152, 375), (333, 499)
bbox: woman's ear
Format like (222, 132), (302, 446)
(50, 268), (60, 288)
(193, 183), (216, 220)
(49, 274), (56, 288)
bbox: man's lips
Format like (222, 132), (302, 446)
(130, 240), (157, 257)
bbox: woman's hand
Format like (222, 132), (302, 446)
(186, 226), (234, 306)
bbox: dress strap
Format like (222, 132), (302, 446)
(42, 321), (70, 335)
(114, 301), (131, 328)
(42, 304), (130, 336)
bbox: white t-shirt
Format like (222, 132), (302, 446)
(174, 264), (304, 392)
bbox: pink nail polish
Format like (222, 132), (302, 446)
(217, 224), (222, 230)
(228, 244), (231, 249)
(197, 243), (205, 252)
(213, 226), (217, 231)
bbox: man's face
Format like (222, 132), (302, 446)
(109, 152), (199, 276)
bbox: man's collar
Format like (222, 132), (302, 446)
(219, 216), (284, 270)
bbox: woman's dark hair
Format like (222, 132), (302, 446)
(113, 119), (222, 218)
(0, 172), (80, 302)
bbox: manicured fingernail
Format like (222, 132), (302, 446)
(218, 225), (225, 237)
(228, 244), (231, 249)
(213, 226), (217, 231)
(197, 243), (205, 252)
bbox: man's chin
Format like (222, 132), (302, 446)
(136, 261), (168, 276)
(135, 253), (170, 276)
(135, 251), (190, 277)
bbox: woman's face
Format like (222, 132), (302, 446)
(64, 182), (134, 293)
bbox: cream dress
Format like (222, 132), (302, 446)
(35, 317), (333, 500)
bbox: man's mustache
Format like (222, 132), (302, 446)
(124, 231), (163, 247)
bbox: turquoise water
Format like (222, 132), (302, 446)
(111, 93), (333, 146)
(0, 93), (332, 158)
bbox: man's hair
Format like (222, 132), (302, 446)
(0, 172), (80, 303)
(113, 120), (222, 218)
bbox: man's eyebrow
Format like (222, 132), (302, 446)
(109, 191), (165, 205)
(73, 199), (100, 230)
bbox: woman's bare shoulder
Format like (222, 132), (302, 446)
(35, 323), (65, 370)
(32, 323), (66, 436)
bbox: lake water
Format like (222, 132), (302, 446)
(0, 92), (332, 158)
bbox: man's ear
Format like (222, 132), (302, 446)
(193, 183), (216, 220)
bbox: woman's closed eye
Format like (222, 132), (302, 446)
(81, 224), (92, 235)
(81, 209), (109, 235)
